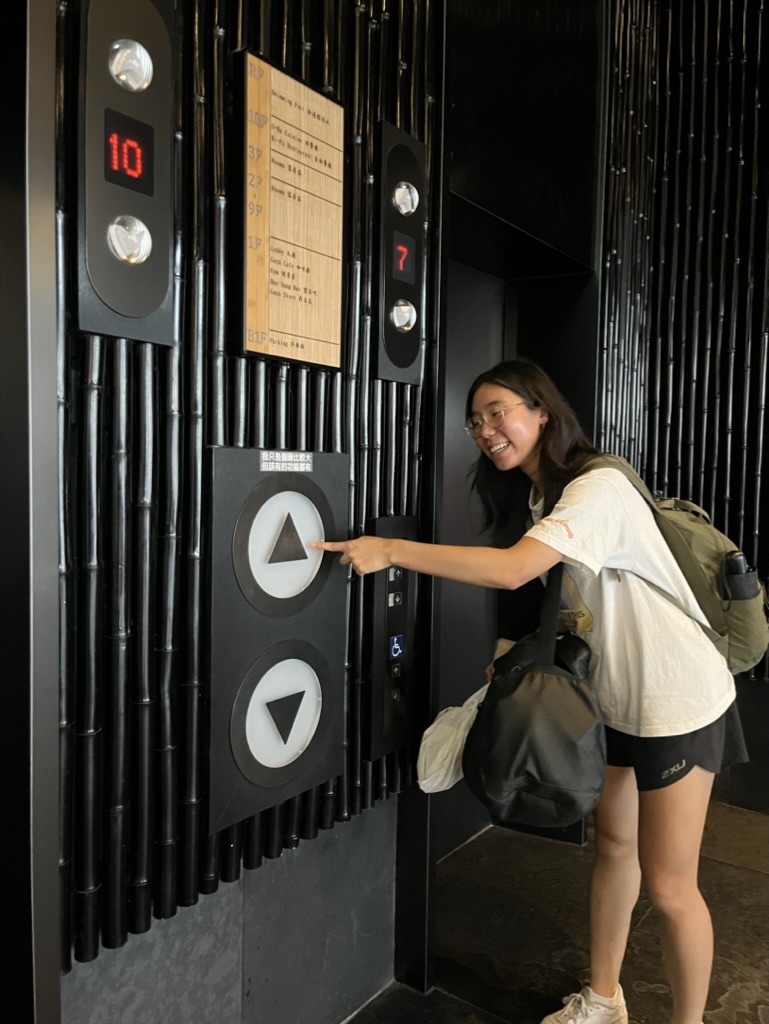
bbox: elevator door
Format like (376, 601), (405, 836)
(431, 259), (509, 858)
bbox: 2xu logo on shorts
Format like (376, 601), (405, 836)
(660, 758), (687, 781)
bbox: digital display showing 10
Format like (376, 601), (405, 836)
(104, 107), (155, 196)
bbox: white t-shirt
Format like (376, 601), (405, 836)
(525, 467), (735, 737)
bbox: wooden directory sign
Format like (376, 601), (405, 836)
(243, 54), (344, 368)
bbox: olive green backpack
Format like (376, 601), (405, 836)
(586, 455), (769, 675)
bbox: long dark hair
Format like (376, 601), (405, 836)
(466, 359), (598, 543)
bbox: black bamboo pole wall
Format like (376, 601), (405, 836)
(57, 0), (442, 967)
(598, 0), (768, 682)
(56, 0), (766, 973)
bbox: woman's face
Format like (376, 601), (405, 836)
(469, 382), (549, 480)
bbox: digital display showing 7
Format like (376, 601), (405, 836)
(392, 229), (416, 285)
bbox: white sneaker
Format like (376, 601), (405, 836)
(539, 984), (628, 1024)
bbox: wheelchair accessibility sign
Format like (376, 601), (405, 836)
(388, 634), (405, 660)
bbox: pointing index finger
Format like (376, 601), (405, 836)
(311, 540), (345, 551)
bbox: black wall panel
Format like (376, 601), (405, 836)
(597, 0), (768, 807)
(598, 0), (767, 624)
(55, 0), (447, 969)
(35, 0), (769, 993)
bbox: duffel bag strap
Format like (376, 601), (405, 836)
(537, 561), (564, 665)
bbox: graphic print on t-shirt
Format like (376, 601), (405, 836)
(558, 572), (594, 635)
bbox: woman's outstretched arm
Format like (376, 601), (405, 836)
(311, 534), (561, 590)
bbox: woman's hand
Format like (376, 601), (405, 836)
(311, 535), (393, 576)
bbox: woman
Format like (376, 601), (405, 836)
(314, 359), (745, 1024)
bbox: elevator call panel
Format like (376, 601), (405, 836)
(375, 122), (426, 385)
(207, 448), (349, 833)
(77, 0), (175, 344)
(363, 515), (418, 761)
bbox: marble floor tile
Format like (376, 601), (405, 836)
(351, 808), (769, 1024)
(702, 801), (769, 874)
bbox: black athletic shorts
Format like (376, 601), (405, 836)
(605, 700), (748, 791)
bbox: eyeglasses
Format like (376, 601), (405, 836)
(464, 402), (527, 438)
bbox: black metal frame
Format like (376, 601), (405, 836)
(2, 1), (61, 1019)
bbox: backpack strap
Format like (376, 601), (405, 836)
(581, 454), (726, 643)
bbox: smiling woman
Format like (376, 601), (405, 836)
(314, 357), (747, 1024)
(467, 386), (548, 483)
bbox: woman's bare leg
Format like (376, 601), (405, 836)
(638, 766), (715, 1024)
(589, 766), (642, 997)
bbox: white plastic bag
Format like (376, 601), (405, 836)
(416, 683), (489, 793)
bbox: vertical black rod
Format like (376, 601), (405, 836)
(400, 384), (412, 515)
(300, 0), (313, 83)
(385, 382), (398, 516)
(410, 382), (424, 516)
(370, 379), (383, 516)
(409, 0), (423, 137)
(696, 2), (720, 510)
(395, 0), (407, 127)
(322, 0), (336, 95)
(179, 258), (208, 903)
(687, 4), (708, 504)
(212, 6), (227, 196)
(55, 0), (77, 971)
(56, 203), (75, 972)
(73, 335), (105, 963)
(386, 750), (402, 795)
(232, 357), (249, 448)
(263, 806), (283, 859)
(280, 0), (294, 72)
(741, 0), (765, 563)
(154, 342), (183, 919)
(219, 824), (243, 882)
(313, 370), (328, 451)
(103, 339), (132, 949)
(128, 344), (157, 936)
(650, 4), (673, 490)
(178, 0), (210, 905)
(251, 358), (269, 448)
(199, 833), (220, 895)
(275, 362), (290, 449)
(678, 4), (697, 499)
(726, 1), (750, 547)
(230, 0), (247, 53)
(296, 366), (309, 452)
(243, 814), (263, 870)
(254, 0), (272, 58)
(331, 369), (344, 454)
(366, 9), (380, 175)
(193, 0), (211, 259)
(354, 276), (374, 816)
(210, 197), (228, 447)
(709, 0), (734, 516)
(299, 785), (320, 841)
(282, 798), (301, 850)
